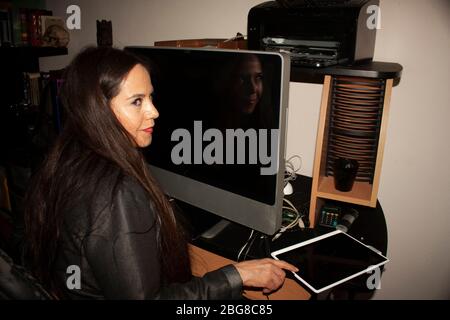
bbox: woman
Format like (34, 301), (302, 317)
(24, 47), (297, 299)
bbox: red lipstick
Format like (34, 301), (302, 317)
(143, 127), (153, 134)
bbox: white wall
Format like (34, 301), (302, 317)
(41, 0), (450, 299)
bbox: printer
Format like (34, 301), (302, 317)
(247, 0), (379, 68)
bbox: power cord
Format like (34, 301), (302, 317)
(284, 155), (302, 186)
(237, 229), (255, 262)
(242, 233), (259, 261)
(272, 198), (306, 242)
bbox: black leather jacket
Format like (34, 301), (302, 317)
(54, 167), (243, 299)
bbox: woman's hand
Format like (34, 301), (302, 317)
(233, 258), (299, 294)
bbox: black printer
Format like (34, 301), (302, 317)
(248, 0), (379, 68)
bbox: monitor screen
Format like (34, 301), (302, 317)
(125, 47), (290, 235)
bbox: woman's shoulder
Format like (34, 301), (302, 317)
(71, 156), (143, 198)
(63, 161), (155, 238)
(114, 174), (151, 207)
(64, 156), (149, 215)
(74, 159), (150, 211)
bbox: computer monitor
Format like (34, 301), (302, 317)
(125, 46), (290, 235)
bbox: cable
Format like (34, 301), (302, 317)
(272, 198), (306, 241)
(242, 232), (258, 261)
(283, 198), (299, 214)
(284, 155), (302, 184)
(237, 229), (254, 262)
(284, 198), (304, 229)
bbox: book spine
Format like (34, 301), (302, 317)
(35, 9), (52, 47)
(0, 9), (13, 46)
(28, 10), (40, 46)
(19, 8), (29, 45)
(26, 72), (41, 106)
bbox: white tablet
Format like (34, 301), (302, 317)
(271, 230), (389, 294)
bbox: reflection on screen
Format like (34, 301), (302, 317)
(141, 50), (282, 205)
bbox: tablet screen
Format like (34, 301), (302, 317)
(272, 231), (388, 293)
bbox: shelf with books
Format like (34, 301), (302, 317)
(0, 46), (67, 75)
(0, 44), (67, 155)
(1, 3), (69, 49)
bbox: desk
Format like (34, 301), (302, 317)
(182, 175), (388, 300)
(189, 244), (311, 300)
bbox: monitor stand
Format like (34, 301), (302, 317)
(175, 199), (272, 260)
(198, 218), (272, 260)
(200, 219), (232, 239)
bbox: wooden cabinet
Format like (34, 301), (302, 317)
(308, 63), (402, 227)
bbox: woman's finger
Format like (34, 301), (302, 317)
(270, 259), (299, 272)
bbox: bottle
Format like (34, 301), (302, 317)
(336, 209), (359, 233)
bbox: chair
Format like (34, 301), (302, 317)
(0, 165), (53, 300)
(0, 206), (52, 299)
(0, 246), (53, 300)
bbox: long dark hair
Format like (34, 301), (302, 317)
(24, 46), (191, 293)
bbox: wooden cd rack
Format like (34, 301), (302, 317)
(308, 63), (402, 227)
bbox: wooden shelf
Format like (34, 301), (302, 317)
(290, 61), (403, 86)
(308, 74), (394, 227)
(0, 46), (68, 73)
(316, 176), (375, 207)
(0, 46), (68, 57)
(154, 38), (247, 50)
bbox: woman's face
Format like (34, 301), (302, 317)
(232, 55), (263, 114)
(111, 64), (159, 148)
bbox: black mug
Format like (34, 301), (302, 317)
(333, 158), (359, 192)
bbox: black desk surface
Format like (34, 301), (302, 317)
(178, 175), (387, 259)
(176, 174), (388, 298)
(178, 175), (387, 255)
